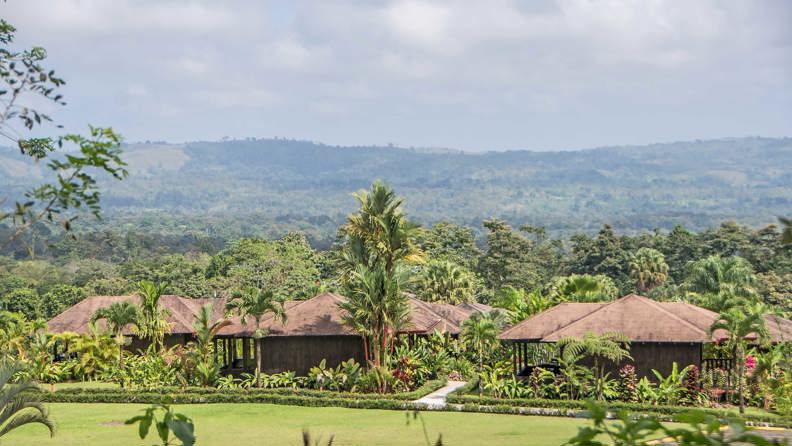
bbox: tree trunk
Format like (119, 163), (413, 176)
(255, 337), (262, 388)
(737, 346), (745, 414)
(118, 340), (125, 389)
(478, 345), (484, 400)
(362, 335), (369, 365)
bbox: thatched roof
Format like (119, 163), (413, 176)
(220, 292), (472, 336)
(49, 292), (500, 339)
(499, 294), (792, 343)
(47, 295), (224, 335)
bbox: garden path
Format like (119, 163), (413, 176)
(412, 381), (467, 409)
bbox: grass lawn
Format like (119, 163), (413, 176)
(5, 403), (591, 446)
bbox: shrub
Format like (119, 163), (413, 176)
(617, 365), (638, 403)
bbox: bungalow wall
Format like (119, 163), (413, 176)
(259, 335), (366, 375)
(579, 342), (703, 379)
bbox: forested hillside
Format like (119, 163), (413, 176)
(2, 136), (790, 246)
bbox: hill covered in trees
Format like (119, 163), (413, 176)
(1, 136), (790, 244)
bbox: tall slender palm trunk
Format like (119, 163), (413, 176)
(737, 346), (745, 414)
(255, 336), (262, 388)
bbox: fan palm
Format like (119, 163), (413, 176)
(461, 311), (507, 398)
(708, 303), (769, 414)
(136, 280), (171, 349)
(549, 274), (618, 303)
(91, 301), (139, 385)
(415, 260), (476, 304)
(0, 361), (55, 440)
(556, 332), (632, 400)
(225, 288), (286, 387)
(629, 247), (669, 293)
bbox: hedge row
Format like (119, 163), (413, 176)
(45, 379), (445, 402)
(40, 389), (417, 410)
(446, 394), (792, 428)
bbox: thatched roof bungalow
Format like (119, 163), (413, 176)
(48, 291), (491, 375)
(500, 294), (792, 378)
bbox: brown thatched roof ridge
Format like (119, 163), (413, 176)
(542, 294), (712, 342)
(499, 302), (605, 341)
(499, 294), (792, 343)
(47, 295), (225, 335)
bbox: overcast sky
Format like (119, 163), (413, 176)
(4, 0), (791, 151)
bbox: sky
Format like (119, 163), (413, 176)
(4, 0), (792, 152)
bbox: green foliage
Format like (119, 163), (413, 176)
(629, 247), (669, 293)
(225, 287), (286, 387)
(136, 280), (171, 348)
(0, 287), (41, 319)
(492, 287), (553, 323)
(0, 361), (55, 440)
(461, 311), (508, 397)
(41, 284), (85, 319)
(413, 259), (478, 304)
(686, 256), (758, 311)
(708, 303), (769, 414)
(207, 233), (320, 299)
(546, 274), (619, 303)
(125, 404), (195, 446)
(565, 400), (785, 446)
(556, 332), (631, 401)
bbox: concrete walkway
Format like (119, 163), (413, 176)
(413, 381), (467, 409)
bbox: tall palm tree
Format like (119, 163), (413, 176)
(0, 361), (55, 440)
(336, 181), (422, 368)
(415, 260), (476, 304)
(135, 280), (171, 349)
(91, 301), (139, 385)
(629, 247), (669, 293)
(461, 311), (507, 398)
(339, 265), (410, 368)
(686, 256), (757, 312)
(708, 303), (769, 414)
(556, 332), (632, 400)
(339, 180), (424, 278)
(225, 288), (286, 388)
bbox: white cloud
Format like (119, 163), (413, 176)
(2, 0), (790, 150)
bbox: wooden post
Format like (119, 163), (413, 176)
(242, 338), (250, 369)
(512, 342), (517, 376)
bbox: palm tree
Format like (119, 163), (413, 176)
(339, 265), (410, 368)
(339, 180), (424, 278)
(685, 256), (757, 311)
(336, 181), (422, 369)
(548, 274), (618, 303)
(461, 311), (507, 398)
(90, 301), (139, 385)
(629, 247), (669, 293)
(708, 303), (769, 414)
(0, 361), (55, 439)
(556, 332), (632, 400)
(415, 260), (476, 304)
(192, 304), (230, 386)
(225, 288), (286, 388)
(136, 280), (171, 349)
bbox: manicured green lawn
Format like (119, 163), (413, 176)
(6, 403), (590, 446)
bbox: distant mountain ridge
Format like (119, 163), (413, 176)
(1, 136), (790, 240)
